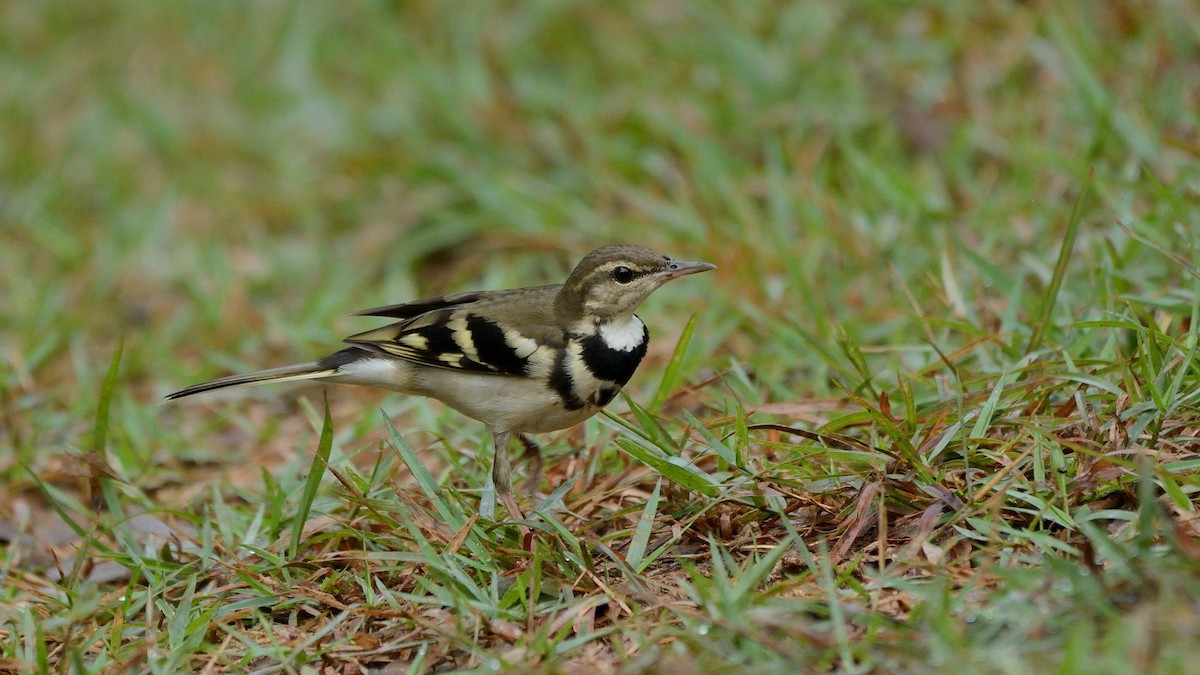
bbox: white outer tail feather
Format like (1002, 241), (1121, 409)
(164, 361), (335, 401)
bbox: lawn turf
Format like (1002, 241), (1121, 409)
(2, 1), (1200, 672)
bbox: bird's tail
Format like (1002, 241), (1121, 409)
(164, 348), (363, 401)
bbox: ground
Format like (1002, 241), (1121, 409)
(2, 1), (1200, 672)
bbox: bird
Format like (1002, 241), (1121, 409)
(166, 244), (715, 512)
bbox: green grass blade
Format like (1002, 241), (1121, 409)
(731, 539), (792, 600)
(383, 412), (446, 500)
(626, 478), (661, 571)
(970, 370), (1013, 439)
(532, 474), (579, 517)
(382, 412), (487, 559)
(93, 340), (133, 545)
(1028, 177), (1091, 354)
(91, 337), (123, 457)
(615, 437), (719, 497)
(167, 575), (198, 650)
(20, 466), (89, 540)
(683, 409), (736, 466)
(290, 394), (334, 558)
(651, 314), (697, 411)
(383, 412), (460, 524)
(618, 393), (676, 452)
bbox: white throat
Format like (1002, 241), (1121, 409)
(598, 316), (646, 352)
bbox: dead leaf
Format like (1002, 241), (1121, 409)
(488, 618), (523, 644)
(921, 541), (945, 564)
(832, 482), (880, 561)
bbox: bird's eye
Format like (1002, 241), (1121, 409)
(611, 266), (634, 284)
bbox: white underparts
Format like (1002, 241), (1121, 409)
(336, 357), (409, 389)
(598, 315), (646, 352)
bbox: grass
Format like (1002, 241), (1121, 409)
(3, 0), (1200, 672)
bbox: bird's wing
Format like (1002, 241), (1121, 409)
(344, 286), (564, 375)
(351, 290), (489, 319)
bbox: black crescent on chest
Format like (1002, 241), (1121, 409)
(576, 324), (649, 387)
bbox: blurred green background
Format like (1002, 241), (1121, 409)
(4, 0), (1197, 471)
(3, 0), (1200, 670)
(3, 0), (1198, 484)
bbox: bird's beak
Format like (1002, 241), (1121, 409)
(662, 259), (717, 280)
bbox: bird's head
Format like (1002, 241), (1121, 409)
(555, 244), (716, 324)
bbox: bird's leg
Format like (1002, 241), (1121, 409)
(491, 429), (512, 496)
(518, 434), (543, 493)
(488, 429), (524, 520)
